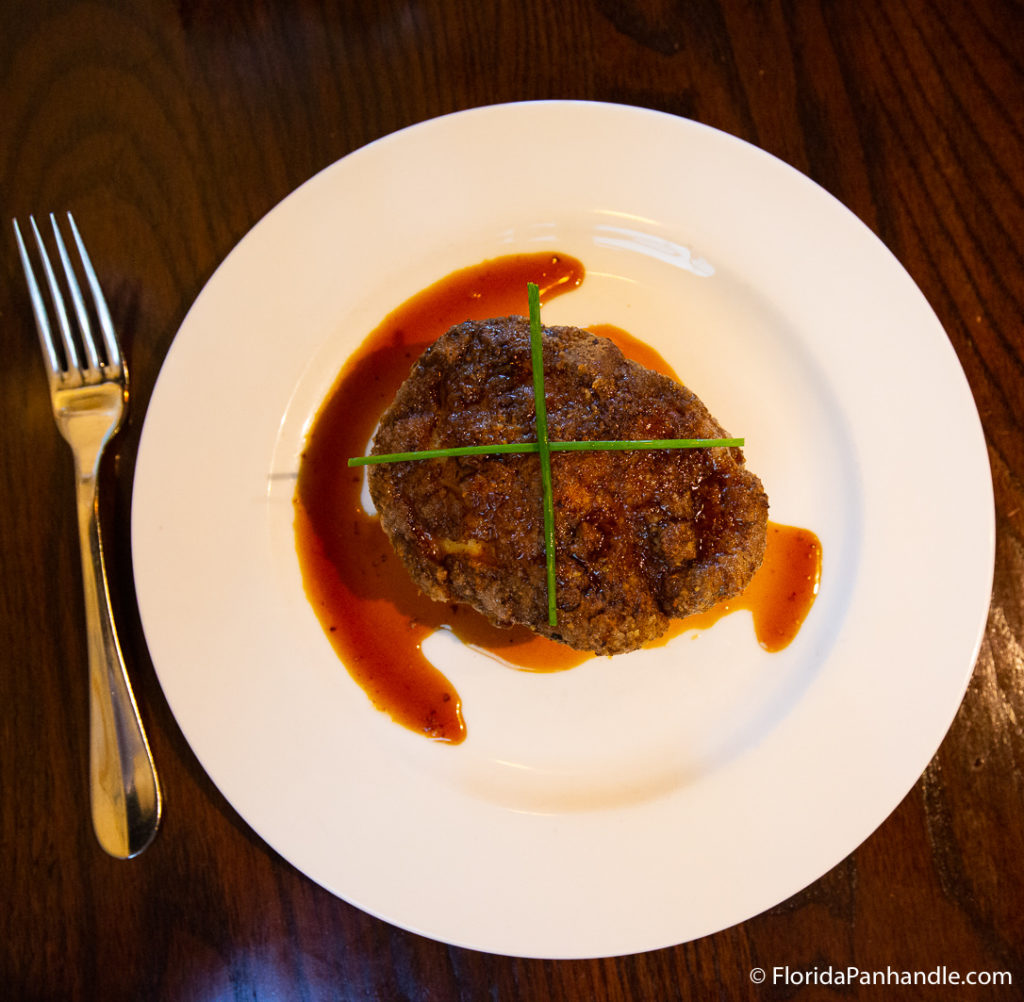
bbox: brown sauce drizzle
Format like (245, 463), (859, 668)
(586, 323), (680, 380)
(294, 253), (821, 744)
(668, 522), (822, 651)
(295, 254), (585, 744)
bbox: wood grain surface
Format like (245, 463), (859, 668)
(2, 1), (1022, 999)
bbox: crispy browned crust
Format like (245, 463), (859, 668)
(368, 316), (768, 655)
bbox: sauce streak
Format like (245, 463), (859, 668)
(295, 254), (586, 744)
(669, 522), (822, 651)
(295, 253), (821, 745)
(586, 323), (680, 380)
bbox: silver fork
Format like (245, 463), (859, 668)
(13, 213), (161, 858)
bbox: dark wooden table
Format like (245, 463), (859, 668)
(3, 1), (1022, 999)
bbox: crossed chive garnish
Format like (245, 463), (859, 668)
(348, 283), (743, 627)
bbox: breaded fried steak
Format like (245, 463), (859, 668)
(367, 316), (769, 655)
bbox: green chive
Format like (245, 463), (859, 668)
(350, 442), (539, 465)
(348, 437), (744, 466)
(528, 282), (558, 627)
(560, 437), (742, 452)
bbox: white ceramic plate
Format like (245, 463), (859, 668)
(132, 101), (994, 958)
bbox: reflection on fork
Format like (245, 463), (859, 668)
(13, 213), (162, 858)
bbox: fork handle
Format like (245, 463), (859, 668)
(74, 468), (162, 858)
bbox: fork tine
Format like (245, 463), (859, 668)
(12, 219), (63, 380)
(65, 213), (122, 375)
(50, 213), (103, 373)
(28, 215), (83, 375)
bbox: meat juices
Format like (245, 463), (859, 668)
(369, 316), (769, 656)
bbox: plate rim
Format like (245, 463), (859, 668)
(131, 99), (995, 958)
